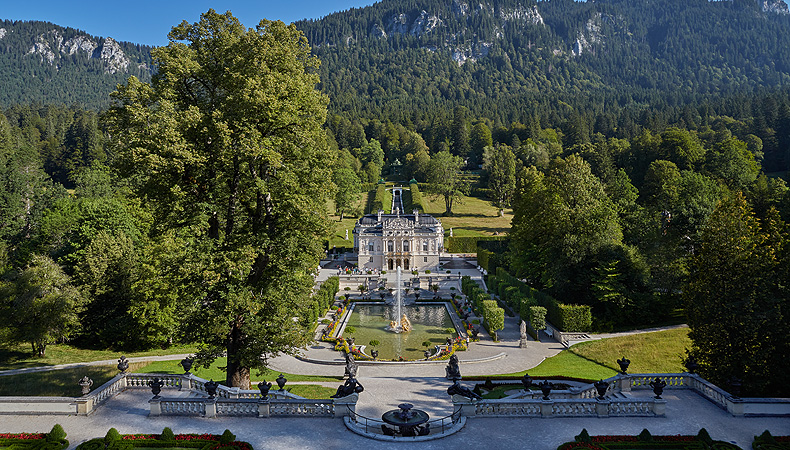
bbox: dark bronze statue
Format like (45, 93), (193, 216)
(447, 380), (481, 400)
(539, 380), (553, 400)
(204, 379), (218, 398)
(594, 379), (609, 399)
(617, 356), (631, 374)
(258, 380), (272, 398)
(344, 351), (358, 378)
(180, 357), (193, 374)
(149, 377), (165, 399)
(331, 376), (364, 398)
(276, 374), (288, 390)
(521, 373), (533, 391)
(445, 354), (461, 380)
(116, 356), (129, 373)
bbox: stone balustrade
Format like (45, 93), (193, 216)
(463, 396), (665, 418)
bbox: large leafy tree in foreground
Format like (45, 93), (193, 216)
(685, 194), (790, 397)
(105, 10), (332, 388)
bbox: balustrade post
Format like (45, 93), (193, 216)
(205, 398), (217, 418)
(257, 399), (270, 418)
(618, 375), (631, 393)
(228, 387), (240, 399)
(540, 399), (553, 417)
(181, 374), (192, 391)
(596, 398), (610, 417)
(332, 392), (359, 418)
(653, 398), (667, 417)
(149, 398), (161, 416)
(726, 397), (744, 416)
(74, 397), (93, 415)
(451, 394), (476, 417)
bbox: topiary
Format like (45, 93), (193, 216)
(219, 430), (236, 444)
(47, 424), (67, 442)
(160, 428), (175, 441)
(638, 429), (653, 442)
(575, 429), (592, 443)
(697, 428), (713, 445)
(104, 429), (122, 443)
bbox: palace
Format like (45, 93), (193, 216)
(352, 188), (444, 271)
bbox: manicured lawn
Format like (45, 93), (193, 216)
(0, 343), (196, 371)
(492, 350), (618, 381)
(134, 358), (342, 383)
(422, 194), (512, 237)
(569, 327), (691, 373)
(0, 364), (143, 397)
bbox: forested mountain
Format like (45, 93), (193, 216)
(298, 0), (790, 119)
(0, 20), (153, 108)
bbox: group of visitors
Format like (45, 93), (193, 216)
(337, 267), (380, 276)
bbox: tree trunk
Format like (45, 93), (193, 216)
(225, 321), (251, 389)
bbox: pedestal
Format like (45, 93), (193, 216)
(149, 399), (161, 416)
(540, 399), (553, 418)
(519, 338), (528, 348)
(205, 399), (217, 418)
(333, 393), (359, 418)
(595, 398), (610, 417)
(451, 394), (477, 417)
(654, 398), (667, 417)
(257, 400), (270, 418)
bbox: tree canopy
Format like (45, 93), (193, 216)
(104, 10), (333, 388)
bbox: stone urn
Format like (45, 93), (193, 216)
(594, 379), (609, 399)
(539, 380), (553, 400)
(649, 378), (667, 399)
(258, 381), (272, 399)
(521, 373), (533, 392)
(276, 374), (288, 391)
(180, 357), (194, 374)
(371, 350), (379, 360)
(204, 380), (218, 398)
(617, 357), (631, 374)
(79, 376), (93, 395)
(116, 356), (129, 374)
(149, 377), (165, 399)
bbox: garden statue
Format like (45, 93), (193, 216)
(446, 337), (453, 347)
(331, 376), (364, 398)
(204, 380), (218, 398)
(539, 380), (554, 400)
(594, 379), (609, 399)
(519, 320), (528, 348)
(79, 376), (93, 395)
(445, 354), (461, 380)
(371, 350), (379, 360)
(149, 377), (165, 399)
(258, 381), (272, 398)
(521, 373), (533, 392)
(117, 356), (129, 373)
(447, 380), (481, 400)
(344, 351), (358, 378)
(649, 378), (666, 399)
(470, 327), (479, 339)
(276, 374), (288, 391)
(180, 357), (193, 374)
(617, 356), (631, 374)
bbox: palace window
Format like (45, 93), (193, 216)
(388, 241), (394, 252)
(403, 241), (409, 252)
(369, 242), (374, 252)
(423, 240), (428, 251)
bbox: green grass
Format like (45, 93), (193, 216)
(0, 343), (196, 371)
(422, 193), (512, 237)
(0, 364), (146, 396)
(134, 358), (342, 383)
(569, 327), (691, 373)
(492, 350), (618, 381)
(285, 385), (337, 399)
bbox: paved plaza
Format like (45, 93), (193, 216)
(1, 265), (788, 449)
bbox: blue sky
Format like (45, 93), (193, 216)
(2, 1), (378, 47)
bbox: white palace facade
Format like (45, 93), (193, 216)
(352, 188), (444, 271)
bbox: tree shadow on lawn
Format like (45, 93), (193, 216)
(0, 347), (54, 370)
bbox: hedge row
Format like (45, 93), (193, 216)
(461, 276), (489, 312)
(409, 181), (426, 212)
(305, 276), (339, 325)
(360, 182), (377, 193)
(446, 236), (507, 254)
(489, 268), (591, 332)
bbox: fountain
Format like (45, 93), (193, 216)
(388, 266), (412, 333)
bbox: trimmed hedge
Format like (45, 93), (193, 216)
(409, 181), (426, 212)
(371, 183), (387, 213)
(446, 236), (507, 254)
(558, 428), (742, 450)
(482, 300), (504, 340)
(0, 425), (68, 450)
(494, 267), (592, 332)
(76, 428), (253, 450)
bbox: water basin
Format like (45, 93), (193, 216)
(345, 304), (456, 360)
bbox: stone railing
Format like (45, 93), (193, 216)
(462, 396), (664, 418)
(457, 373), (789, 418)
(150, 393), (354, 419)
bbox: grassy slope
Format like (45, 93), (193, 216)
(422, 194), (512, 237)
(134, 358), (341, 383)
(0, 343), (196, 371)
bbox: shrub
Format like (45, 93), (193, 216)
(160, 428), (175, 441)
(47, 425), (67, 443)
(220, 430), (236, 444)
(528, 306), (547, 333)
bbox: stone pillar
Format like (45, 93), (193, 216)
(149, 399), (161, 416)
(74, 397), (94, 415)
(618, 375), (632, 393)
(653, 398), (667, 417)
(228, 387), (240, 399)
(596, 398), (610, 417)
(180, 374), (192, 391)
(726, 398), (744, 416)
(333, 393), (359, 418)
(257, 399), (270, 418)
(540, 399), (553, 418)
(451, 395), (476, 417)
(205, 399), (217, 418)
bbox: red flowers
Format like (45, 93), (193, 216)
(0, 433), (45, 440)
(121, 434), (220, 441)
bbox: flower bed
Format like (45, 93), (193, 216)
(75, 428), (252, 450)
(557, 429), (742, 450)
(0, 425), (68, 450)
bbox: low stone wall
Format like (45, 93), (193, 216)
(454, 373), (790, 418)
